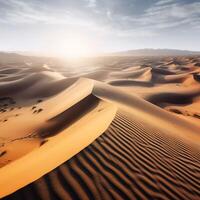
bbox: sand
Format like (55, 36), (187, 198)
(0, 54), (200, 199)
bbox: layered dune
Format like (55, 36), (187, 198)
(0, 54), (200, 199)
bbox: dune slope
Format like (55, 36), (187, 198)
(3, 109), (200, 200)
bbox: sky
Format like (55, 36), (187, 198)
(0, 0), (200, 57)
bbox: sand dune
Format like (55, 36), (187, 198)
(0, 54), (200, 199)
(2, 110), (200, 199)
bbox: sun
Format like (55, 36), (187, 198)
(52, 34), (94, 58)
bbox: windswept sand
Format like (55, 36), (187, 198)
(0, 55), (200, 199)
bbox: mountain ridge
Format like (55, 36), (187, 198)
(109, 48), (200, 56)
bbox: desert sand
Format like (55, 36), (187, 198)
(0, 54), (200, 199)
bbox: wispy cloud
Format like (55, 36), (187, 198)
(86, 0), (97, 8)
(155, 0), (175, 6)
(0, 0), (200, 51)
(0, 0), (95, 26)
(121, 0), (200, 32)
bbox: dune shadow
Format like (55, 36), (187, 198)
(109, 80), (154, 87)
(37, 95), (100, 138)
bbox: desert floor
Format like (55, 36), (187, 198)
(0, 55), (200, 199)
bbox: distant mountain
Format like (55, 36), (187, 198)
(0, 52), (29, 64)
(0, 52), (51, 64)
(110, 49), (200, 56)
(8, 51), (48, 57)
(1, 49), (200, 64)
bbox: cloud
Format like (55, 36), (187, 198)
(120, 1), (200, 32)
(0, 0), (200, 39)
(0, 0), (96, 27)
(155, 0), (175, 6)
(86, 0), (97, 8)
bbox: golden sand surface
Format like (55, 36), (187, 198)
(0, 55), (200, 199)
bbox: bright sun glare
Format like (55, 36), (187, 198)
(51, 34), (94, 58)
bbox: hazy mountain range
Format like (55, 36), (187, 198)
(110, 49), (200, 56)
(0, 49), (200, 63)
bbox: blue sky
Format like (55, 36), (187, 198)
(0, 0), (200, 56)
